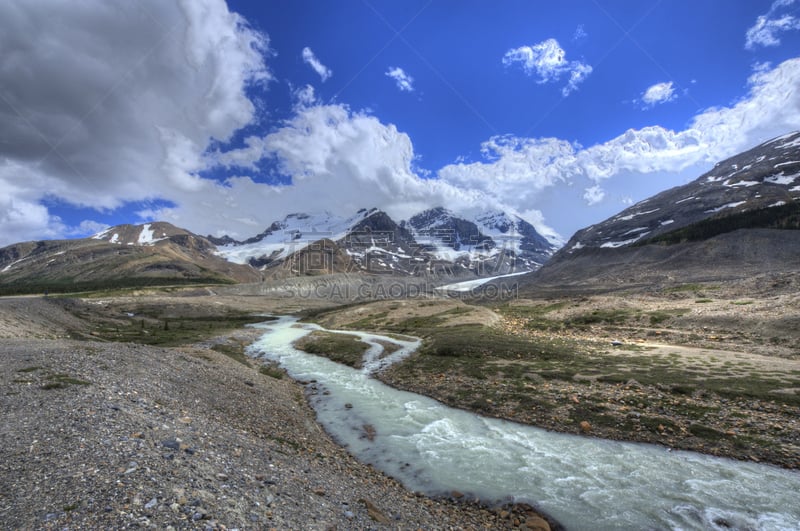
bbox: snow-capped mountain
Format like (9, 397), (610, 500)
(559, 131), (800, 252)
(213, 207), (555, 277)
(212, 210), (381, 267)
(519, 131), (800, 294)
(474, 210), (556, 261)
(405, 207), (556, 272)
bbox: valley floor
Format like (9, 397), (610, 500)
(0, 294), (540, 530)
(304, 278), (800, 470)
(1, 276), (798, 528)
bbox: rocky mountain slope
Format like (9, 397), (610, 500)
(1, 207), (555, 294)
(0, 222), (259, 294)
(520, 132), (800, 294)
(406, 207), (555, 272)
(215, 207), (555, 277)
(562, 132), (800, 252)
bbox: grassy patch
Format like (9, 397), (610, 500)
(60, 299), (267, 347)
(0, 277), (234, 297)
(293, 331), (370, 368)
(688, 423), (726, 441)
(343, 311), (390, 330)
(259, 365), (285, 379)
(393, 314), (448, 332)
(498, 302), (568, 332)
(41, 373), (91, 390)
(647, 308), (690, 325)
(211, 342), (252, 367)
(11, 366), (89, 389)
(567, 308), (635, 326)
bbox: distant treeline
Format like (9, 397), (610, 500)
(638, 201), (800, 246)
(0, 276), (234, 296)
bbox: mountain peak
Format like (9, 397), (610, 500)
(91, 221), (192, 246)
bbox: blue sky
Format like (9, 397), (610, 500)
(2, 0), (800, 246)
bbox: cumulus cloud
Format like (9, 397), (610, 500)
(385, 67), (415, 92)
(639, 81), (677, 108)
(438, 58), (800, 220)
(159, 103), (502, 238)
(4, 1), (800, 249)
(582, 185), (605, 205)
(745, 0), (800, 49)
(301, 47), (332, 81)
(502, 38), (592, 96)
(0, 0), (269, 246)
(438, 136), (579, 201)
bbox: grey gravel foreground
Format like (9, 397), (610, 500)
(1, 334), (508, 529)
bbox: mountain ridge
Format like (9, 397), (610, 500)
(518, 131), (800, 294)
(213, 206), (556, 277)
(0, 222), (259, 294)
(0, 208), (556, 294)
(558, 131), (800, 254)
(4, 132), (800, 295)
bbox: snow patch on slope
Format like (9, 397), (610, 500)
(705, 201), (747, 214)
(765, 172), (800, 185)
(217, 210), (380, 265)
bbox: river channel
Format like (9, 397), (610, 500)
(249, 316), (800, 530)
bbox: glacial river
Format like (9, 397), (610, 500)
(249, 316), (800, 530)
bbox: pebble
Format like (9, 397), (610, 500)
(161, 439), (180, 450)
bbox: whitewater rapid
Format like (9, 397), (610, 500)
(249, 316), (800, 530)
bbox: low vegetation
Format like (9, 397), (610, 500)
(303, 299), (800, 468)
(0, 276), (233, 297)
(293, 331), (370, 368)
(56, 298), (269, 347)
(14, 366), (90, 390)
(638, 202), (800, 246)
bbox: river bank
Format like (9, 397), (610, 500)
(253, 316), (800, 530)
(0, 295), (555, 529)
(303, 294), (800, 470)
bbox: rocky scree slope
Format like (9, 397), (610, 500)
(520, 132), (800, 293)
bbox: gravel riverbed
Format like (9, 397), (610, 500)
(0, 297), (555, 530)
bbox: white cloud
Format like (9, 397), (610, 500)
(564, 63), (593, 97)
(583, 185), (605, 205)
(3, 1), (800, 250)
(746, 0), (800, 49)
(573, 24), (587, 42)
(640, 81), (677, 108)
(73, 220), (109, 236)
(385, 67), (415, 92)
(127, 57), (800, 243)
(438, 58), (800, 217)
(502, 38), (592, 96)
(293, 84), (318, 107)
(438, 136), (578, 200)
(158, 103), (516, 239)
(0, 0), (269, 246)
(302, 47), (332, 82)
